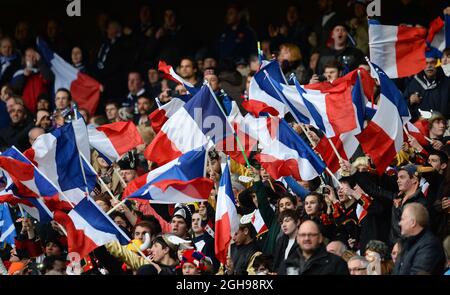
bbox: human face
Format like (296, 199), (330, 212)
(260, 167), (271, 181)
(428, 155), (444, 173)
(182, 262), (200, 275)
(25, 49), (37, 67)
(279, 197), (295, 213)
(281, 217), (298, 236)
(52, 260), (67, 273)
(204, 74), (219, 91)
(399, 208), (415, 237)
(128, 73), (143, 94)
(233, 227), (247, 245)
(0, 39), (13, 57)
(114, 216), (128, 229)
(71, 47), (83, 65)
(171, 216), (188, 238)
(139, 5), (151, 23)
(191, 213), (203, 235)
(45, 242), (62, 257)
(364, 249), (380, 263)
(225, 7), (239, 26)
(424, 58), (437, 78)
(105, 104), (118, 121)
(164, 9), (176, 27)
(134, 225), (151, 241)
(203, 58), (217, 69)
(37, 111), (51, 129)
(137, 97), (152, 115)
(430, 120), (446, 137)
(150, 242), (167, 263)
(29, 128), (44, 145)
(37, 99), (50, 111)
(304, 195), (320, 216)
(442, 53), (450, 65)
(324, 67), (339, 82)
(179, 59), (196, 80)
(278, 46), (291, 63)
(332, 26), (348, 46)
(95, 200), (111, 213)
(55, 90), (71, 110)
(337, 182), (351, 202)
(9, 105), (26, 124)
(391, 242), (400, 263)
(348, 259), (367, 275)
(120, 170), (137, 183)
(397, 170), (415, 193)
(286, 6), (299, 24)
(297, 221), (322, 254)
(148, 69), (159, 84)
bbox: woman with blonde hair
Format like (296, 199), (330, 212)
(277, 43), (309, 84)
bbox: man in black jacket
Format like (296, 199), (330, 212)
(278, 220), (349, 275)
(272, 209), (300, 273)
(0, 103), (33, 151)
(393, 203), (446, 275)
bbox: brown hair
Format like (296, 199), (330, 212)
(279, 43), (302, 62)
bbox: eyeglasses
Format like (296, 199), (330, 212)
(298, 233), (320, 239)
(349, 267), (367, 272)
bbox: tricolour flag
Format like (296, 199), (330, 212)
(88, 121), (144, 163)
(427, 15), (450, 53)
(214, 160), (239, 265)
(54, 197), (130, 259)
(149, 95), (191, 134)
(158, 60), (200, 95)
(37, 37), (102, 115)
(0, 203), (16, 246)
(128, 148), (214, 204)
(368, 19), (427, 78)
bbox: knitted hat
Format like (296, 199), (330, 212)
(177, 249), (207, 272)
(173, 203), (192, 229)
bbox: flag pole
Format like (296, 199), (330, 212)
(205, 82), (252, 168)
(11, 146), (75, 209)
(114, 168), (128, 188)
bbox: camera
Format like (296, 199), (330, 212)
(318, 75), (327, 82)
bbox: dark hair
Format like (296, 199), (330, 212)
(442, 47), (450, 57)
(41, 255), (66, 274)
(340, 176), (356, 188)
(110, 212), (132, 229)
(323, 59), (343, 72)
(104, 100), (120, 109)
(152, 236), (178, 260)
(277, 193), (298, 211)
(252, 254), (273, 272)
(55, 88), (72, 100)
(133, 221), (154, 235)
(429, 150), (449, 166)
(140, 215), (162, 236)
(241, 223), (257, 240)
(304, 192), (325, 212)
(308, 177), (322, 192)
(179, 57), (198, 70)
(278, 208), (300, 224)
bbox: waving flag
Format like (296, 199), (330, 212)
(356, 62), (411, 174)
(36, 37), (101, 115)
(54, 197), (130, 259)
(0, 203), (16, 246)
(128, 148), (213, 204)
(427, 16), (450, 52)
(158, 61), (200, 95)
(368, 19), (427, 78)
(251, 210), (268, 236)
(215, 160), (239, 265)
(88, 121), (144, 163)
(28, 123), (97, 204)
(145, 86), (234, 166)
(149, 95), (191, 134)
(405, 120), (430, 146)
(243, 60), (289, 117)
(255, 117), (326, 181)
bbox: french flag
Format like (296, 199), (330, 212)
(158, 60), (200, 95)
(243, 60), (289, 117)
(36, 37), (102, 115)
(28, 123), (97, 204)
(0, 147), (59, 199)
(145, 85), (234, 166)
(88, 121), (144, 163)
(427, 15), (450, 52)
(255, 117), (326, 181)
(368, 19), (427, 78)
(53, 197), (130, 259)
(356, 62), (411, 174)
(128, 148), (213, 204)
(149, 95), (191, 134)
(405, 120), (430, 146)
(214, 161), (239, 265)
(251, 209), (268, 236)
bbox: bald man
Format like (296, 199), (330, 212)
(278, 220), (349, 275)
(326, 240), (347, 257)
(28, 127), (45, 145)
(393, 203), (446, 275)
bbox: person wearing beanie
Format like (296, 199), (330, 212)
(404, 47), (450, 121)
(177, 249), (207, 275)
(171, 204), (192, 240)
(117, 152), (138, 184)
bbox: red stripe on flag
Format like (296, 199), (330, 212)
(325, 83), (357, 134)
(356, 121), (398, 175)
(152, 177), (214, 200)
(149, 109), (168, 134)
(97, 121), (144, 157)
(241, 100), (279, 117)
(123, 172), (149, 198)
(255, 154), (301, 180)
(70, 72), (101, 116)
(396, 26), (427, 78)
(215, 213), (231, 265)
(144, 131), (183, 166)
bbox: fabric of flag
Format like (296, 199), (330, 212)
(27, 123), (97, 204)
(405, 120), (430, 146)
(158, 60), (200, 95)
(149, 95), (191, 134)
(427, 16), (450, 52)
(356, 62), (411, 174)
(144, 85), (234, 166)
(251, 209), (268, 236)
(128, 148), (214, 204)
(254, 117), (326, 181)
(53, 197), (129, 259)
(88, 121), (144, 163)
(214, 161), (239, 265)
(36, 37), (101, 115)
(0, 203), (16, 246)
(368, 19), (427, 78)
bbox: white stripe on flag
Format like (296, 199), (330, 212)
(0, 224), (15, 242)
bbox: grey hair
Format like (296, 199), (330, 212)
(348, 255), (369, 268)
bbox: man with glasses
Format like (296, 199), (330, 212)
(279, 220), (349, 275)
(347, 255), (368, 275)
